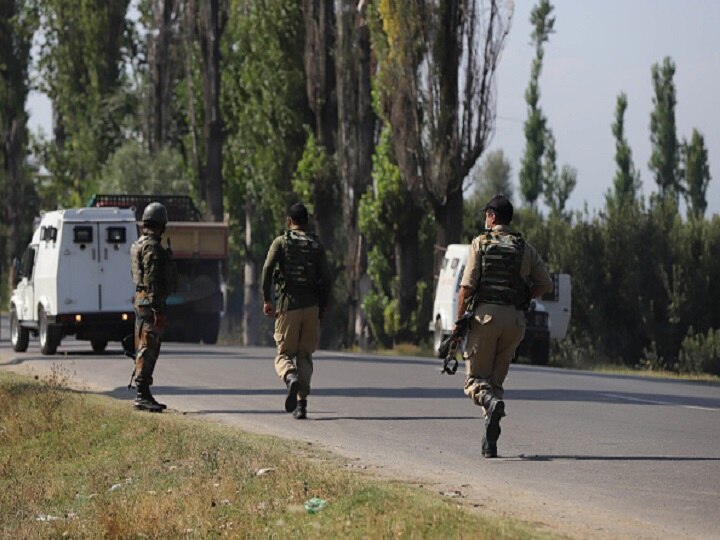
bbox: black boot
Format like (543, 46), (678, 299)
(481, 435), (497, 458)
(146, 388), (167, 410)
(293, 399), (307, 419)
(285, 373), (299, 413)
(134, 386), (164, 412)
(483, 395), (504, 456)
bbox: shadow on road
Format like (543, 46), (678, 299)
(97, 385), (720, 410)
(506, 388), (720, 409)
(517, 454), (720, 462)
(106, 385), (466, 400)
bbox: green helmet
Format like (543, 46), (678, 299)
(142, 202), (168, 225)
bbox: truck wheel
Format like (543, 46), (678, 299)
(201, 314), (220, 344)
(530, 339), (550, 365)
(433, 318), (445, 352)
(39, 307), (61, 355)
(10, 306), (29, 352)
(91, 338), (108, 353)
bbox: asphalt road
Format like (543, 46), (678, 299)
(1, 322), (719, 539)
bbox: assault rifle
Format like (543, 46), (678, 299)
(437, 311), (474, 375)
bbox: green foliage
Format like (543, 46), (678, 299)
(35, 0), (133, 207)
(520, 0), (555, 206)
(679, 327), (720, 375)
(649, 57), (681, 202)
(222, 0), (309, 270)
(510, 198), (720, 375)
(540, 129), (575, 220)
(471, 149), (514, 203)
(292, 131), (339, 218)
(359, 128), (433, 345)
(97, 140), (191, 195)
(682, 128), (711, 219)
(609, 92), (640, 205)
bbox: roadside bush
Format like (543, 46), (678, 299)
(678, 327), (720, 375)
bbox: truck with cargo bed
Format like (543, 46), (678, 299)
(88, 194), (228, 344)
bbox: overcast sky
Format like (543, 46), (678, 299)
(486, 0), (720, 217)
(26, 1), (719, 217)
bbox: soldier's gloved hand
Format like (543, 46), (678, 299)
(153, 311), (167, 331)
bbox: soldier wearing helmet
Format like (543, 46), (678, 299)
(129, 202), (178, 412)
(457, 194), (552, 457)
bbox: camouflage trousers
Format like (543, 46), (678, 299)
(463, 304), (525, 413)
(273, 306), (320, 400)
(134, 304), (164, 388)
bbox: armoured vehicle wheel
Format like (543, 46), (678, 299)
(10, 306), (29, 352)
(530, 338), (550, 365)
(91, 338), (108, 353)
(39, 307), (61, 355)
(201, 314), (220, 344)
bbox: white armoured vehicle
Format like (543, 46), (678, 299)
(431, 243), (571, 365)
(9, 207), (137, 355)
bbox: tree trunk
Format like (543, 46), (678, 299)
(395, 212), (421, 343)
(183, 0), (202, 187)
(433, 187), (464, 251)
(242, 200), (261, 346)
(199, 0), (226, 222)
(303, 0), (336, 153)
(335, 2), (375, 346)
(149, 0), (176, 153)
(4, 119), (24, 295)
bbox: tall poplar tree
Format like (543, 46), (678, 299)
(519, 0), (554, 207)
(682, 128), (711, 218)
(610, 92), (640, 204)
(1, 0), (38, 293)
(36, 0), (132, 206)
(649, 57), (681, 202)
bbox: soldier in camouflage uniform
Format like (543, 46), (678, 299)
(130, 202), (178, 412)
(261, 203), (331, 419)
(457, 195), (552, 457)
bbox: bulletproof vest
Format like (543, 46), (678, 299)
(476, 230), (529, 308)
(130, 234), (178, 296)
(279, 229), (321, 293)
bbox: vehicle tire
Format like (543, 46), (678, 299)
(91, 338), (108, 353)
(201, 313), (220, 344)
(10, 306), (29, 352)
(39, 307), (61, 355)
(433, 318), (445, 352)
(530, 339), (550, 365)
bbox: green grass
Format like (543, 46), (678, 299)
(0, 369), (559, 539)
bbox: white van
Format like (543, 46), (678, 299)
(9, 207), (137, 355)
(431, 243), (571, 364)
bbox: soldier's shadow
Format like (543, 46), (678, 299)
(513, 454), (720, 462)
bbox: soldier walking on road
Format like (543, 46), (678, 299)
(130, 202), (178, 412)
(261, 203), (331, 419)
(457, 195), (552, 457)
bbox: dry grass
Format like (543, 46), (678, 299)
(0, 370), (559, 540)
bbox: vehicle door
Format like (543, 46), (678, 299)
(97, 222), (136, 311)
(541, 273), (572, 340)
(62, 223), (102, 312)
(17, 245), (38, 321)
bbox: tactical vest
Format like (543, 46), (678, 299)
(476, 230), (529, 308)
(278, 229), (320, 293)
(130, 234), (178, 296)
